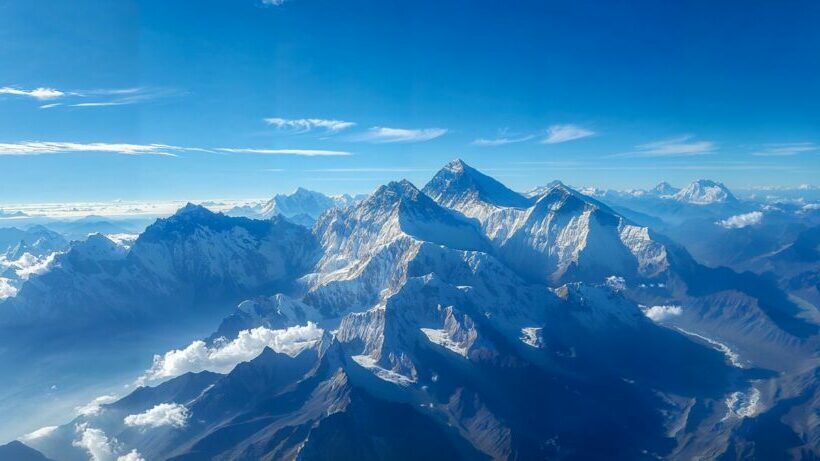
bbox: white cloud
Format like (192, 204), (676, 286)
(20, 425), (58, 442)
(262, 0), (286, 5)
(354, 126), (447, 143)
(117, 450), (145, 461)
(616, 135), (715, 158)
(0, 278), (17, 300)
(752, 142), (817, 157)
(72, 424), (144, 461)
(138, 323), (323, 385)
(0, 86), (65, 100)
(75, 394), (118, 417)
(643, 305), (682, 322)
(717, 211), (763, 229)
(542, 124), (595, 144)
(124, 403), (189, 429)
(264, 117), (355, 133)
(0, 142), (347, 157)
(216, 148), (351, 156)
(0, 142), (187, 157)
(472, 134), (535, 146)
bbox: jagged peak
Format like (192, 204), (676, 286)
(424, 159), (531, 208)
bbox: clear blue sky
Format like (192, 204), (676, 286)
(1, 0), (819, 202)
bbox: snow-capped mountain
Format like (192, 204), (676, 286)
(649, 181), (680, 196)
(5, 161), (818, 460)
(672, 179), (738, 205)
(259, 188), (363, 220)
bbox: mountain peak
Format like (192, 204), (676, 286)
(423, 160), (531, 208)
(672, 179), (736, 204)
(650, 181), (679, 196)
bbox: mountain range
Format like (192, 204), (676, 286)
(1, 160), (817, 460)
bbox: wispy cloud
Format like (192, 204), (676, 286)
(216, 148), (351, 156)
(353, 126), (447, 143)
(307, 167), (430, 173)
(0, 142), (187, 157)
(610, 135), (715, 158)
(0, 141), (349, 157)
(264, 117), (355, 133)
(2, 85), (176, 108)
(542, 124), (596, 144)
(0, 86), (65, 100)
(472, 134), (535, 146)
(752, 142), (817, 157)
(262, 0), (287, 5)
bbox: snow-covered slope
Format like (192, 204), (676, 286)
(423, 160), (669, 283)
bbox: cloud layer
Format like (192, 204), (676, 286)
(620, 135), (715, 157)
(138, 323), (323, 384)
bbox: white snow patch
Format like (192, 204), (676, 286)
(420, 328), (469, 357)
(351, 354), (416, 386)
(723, 387), (762, 420)
(520, 327), (543, 348)
(605, 275), (626, 292)
(675, 327), (746, 368)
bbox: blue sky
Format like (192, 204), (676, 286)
(1, 0), (819, 202)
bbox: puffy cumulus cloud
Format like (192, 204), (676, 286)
(264, 117), (355, 133)
(117, 450), (146, 461)
(643, 305), (683, 322)
(138, 323), (323, 385)
(717, 211), (763, 229)
(72, 424), (145, 461)
(124, 403), (189, 429)
(0, 277), (17, 300)
(75, 394), (118, 417)
(20, 425), (58, 442)
(0, 86), (64, 100)
(353, 126), (447, 143)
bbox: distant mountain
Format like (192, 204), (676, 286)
(0, 441), (54, 461)
(649, 181), (680, 196)
(0, 225), (67, 258)
(225, 188), (365, 226)
(672, 179), (738, 204)
(1, 204), (320, 326)
(0, 209), (27, 218)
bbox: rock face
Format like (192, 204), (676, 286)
(9, 161), (820, 461)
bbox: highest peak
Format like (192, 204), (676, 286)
(424, 159), (531, 208)
(443, 158), (470, 173)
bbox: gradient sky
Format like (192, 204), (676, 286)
(1, 0), (819, 203)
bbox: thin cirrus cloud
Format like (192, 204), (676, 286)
(1, 85), (174, 108)
(0, 141), (351, 157)
(0, 86), (65, 100)
(216, 148), (351, 156)
(352, 126), (448, 143)
(264, 117), (356, 133)
(542, 124), (596, 144)
(752, 142), (817, 157)
(471, 134), (535, 147)
(609, 135), (716, 158)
